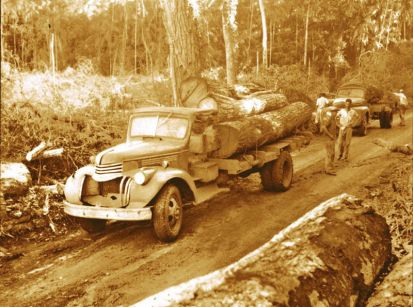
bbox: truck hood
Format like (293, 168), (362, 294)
(96, 140), (185, 165)
(333, 97), (366, 107)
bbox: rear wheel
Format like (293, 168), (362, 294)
(380, 111), (393, 128)
(152, 184), (183, 242)
(358, 116), (368, 136)
(75, 217), (106, 233)
(260, 151), (293, 192)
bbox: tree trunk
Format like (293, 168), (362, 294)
(222, 1), (236, 87)
(258, 0), (268, 70)
(211, 101), (312, 158)
(161, 0), (201, 106)
(247, 0), (254, 65)
(303, 3), (310, 67)
(120, 3), (128, 75)
(138, 194), (391, 307)
(1, 163), (32, 196)
(134, 0), (138, 74)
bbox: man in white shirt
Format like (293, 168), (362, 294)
(315, 93), (329, 127)
(336, 99), (358, 161)
(394, 89), (408, 126)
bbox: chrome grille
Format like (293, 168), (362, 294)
(95, 163), (122, 175)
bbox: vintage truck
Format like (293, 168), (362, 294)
(64, 107), (307, 242)
(328, 82), (397, 135)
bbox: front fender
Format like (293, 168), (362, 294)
(64, 165), (95, 205)
(127, 167), (197, 208)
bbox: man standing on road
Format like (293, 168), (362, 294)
(394, 89), (408, 126)
(320, 109), (337, 175)
(336, 98), (357, 161)
(315, 93), (329, 129)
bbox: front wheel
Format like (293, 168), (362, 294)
(75, 217), (106, 233)
(152, 184), (183, 242)
(260, 151), (293, 192)
(358, 118), (368, 136)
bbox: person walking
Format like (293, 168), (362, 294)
(336, 98), (357, 161)
(394, 89), (408, 126)
(320, 109), (337, 175)
(315, 93), (329, 129)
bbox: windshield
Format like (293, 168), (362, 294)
(130, 114), (188, 139)
(336, 88), (365, 98)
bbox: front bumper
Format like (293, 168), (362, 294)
(63, 200), (152, 221)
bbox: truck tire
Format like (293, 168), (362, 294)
(152, 184), (183, 242)
(358, 116), (368, 136)
(379, 111), (392, 128)
(260, 151), (293, 192)
(75, 217), (106, 233)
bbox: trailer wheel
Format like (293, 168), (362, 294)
(260, 151), (293, 192)
(152, 184), (183, 242)
(379, 112), (386, 128)
(75, 217), (106, 233)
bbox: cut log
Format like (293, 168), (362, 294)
(0, 163), (32, 196)
(136, 194), (391, 307)
(373, 138), (413, 155)
(41, 148), (64, 159)
(214, 92), (289, 122)
(26, 141), (50, 162)
(210, 101), (312, 158)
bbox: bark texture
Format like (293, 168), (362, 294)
(161, 0), (200, 105)
(212, 92), (288, 122)
(211, 101), (312, 158)
(366, 250), (413, 307)
(136, 194), (392, 307)
(0, 163), (32, 196)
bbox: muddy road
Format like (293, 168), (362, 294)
(1, 113), (412, 306)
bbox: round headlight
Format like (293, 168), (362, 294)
(133, 171), (146, 185)
(162, 160), (169, 168)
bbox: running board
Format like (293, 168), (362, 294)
(194, 184), (229, 205)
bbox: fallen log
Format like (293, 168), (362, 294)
(373, 138), (412, 155)
(0, 163), (32, 196)
(41, 148), (64, 159)
(210, 101), (312, 158)
(26, 141), (50, 162)
(135, 194), (391, 307)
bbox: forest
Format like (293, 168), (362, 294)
(1, 0), (413, 168)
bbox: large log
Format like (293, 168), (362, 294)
(210, 101), (312, 158)
(0, 163), (32, 196)
(212, 92), (289, 122)
(135, 194), (391, 307)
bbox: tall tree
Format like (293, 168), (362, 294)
(258, 0), (267, 69)
(161, 0), (200, 106)
(222, 0), (237, 87)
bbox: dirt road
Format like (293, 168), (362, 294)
(1, 113), (412, 307)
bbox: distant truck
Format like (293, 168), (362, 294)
(63, 107), (307, 242)
(328, 83), (397, 135)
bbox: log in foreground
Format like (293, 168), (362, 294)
(135, 194), (391, 307)
(211, 101), (312, 158)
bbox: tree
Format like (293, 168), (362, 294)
(160, 0), (201, 106)
(258, 0), (267, 70)
(222, 0), (238, 86)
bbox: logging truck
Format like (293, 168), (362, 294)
(328, 83), (397, 135)
(64, 106), (308, 242)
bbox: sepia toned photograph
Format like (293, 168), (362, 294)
(0, 0), (412, 306)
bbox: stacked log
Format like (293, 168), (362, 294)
(209, 101), (312, 158)
(136, 194), (391, 307)
(212, 91), (289, 122)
